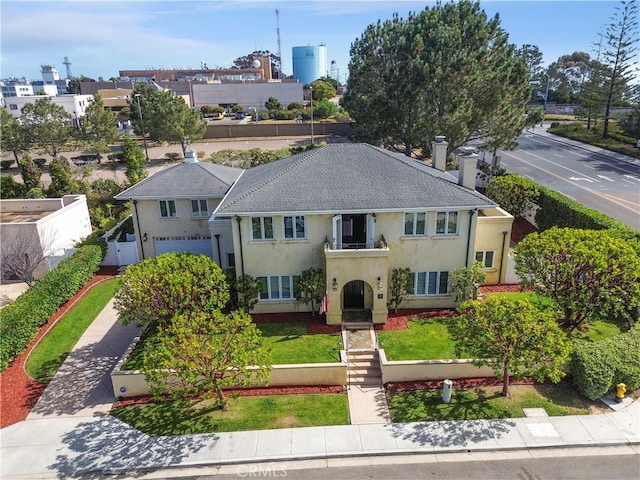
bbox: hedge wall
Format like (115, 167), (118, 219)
(0, 244), (103, 371)
(571, 326), (640, 400)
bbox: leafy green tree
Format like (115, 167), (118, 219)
(66, 75), (95, 94)
(0, 175), (24, 199)
(287, 102), (304, 111)
(388, 267), (414, 313)
(514, 227), (640, 331)
(121, 136), (147, 185)
(17, 154), (42, 191)
(81, 94), (119, 160)
(547, 51), (592, 104)
(130, 84), (206, 156)
(143, 309), (271, 409)
(619, 104), (640, 137)
(524, 107), (545, 129)
(450, 261), (486, 303)
(235, 274), (261, 313)
(294, 267), (325, 315)
(47, 157), (78, 197)
(317, 76), (340, 89)
(1, 109), (29, 162)
(232, 104), (245, 113)
(19, 97), (73, 157)
(313, 99), (338, 118)
(485, 173), (540, 218)
(114, 252), (229, 328)
(310, 80), (337, 101)
(343, 1), (530, 157)
(517, 44), (545, 102)
(452, 297), (571, 396)
(265, 96), (282, 111)
(601, 0), (638, 138)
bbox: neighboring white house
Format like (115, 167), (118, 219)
(0, 195), (92, 281)
(3, 94), (94, 119)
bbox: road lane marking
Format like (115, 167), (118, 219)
(623, 174), (640, 182)
(522, 151), (600, 182)
(597, 175), (614, 182)
(553, 153), (563, 158)
(569, 177), (594, 183)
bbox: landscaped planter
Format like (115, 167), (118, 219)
(379, 348), (495, 383)
(110, 335), (347, 399)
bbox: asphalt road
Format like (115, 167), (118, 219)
(496, 132), (640, 230)
(139, 446), (640, 479)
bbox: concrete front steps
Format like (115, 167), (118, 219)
(347, 350), (382, 386)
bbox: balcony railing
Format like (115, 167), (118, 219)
(325, 240), (388, 251)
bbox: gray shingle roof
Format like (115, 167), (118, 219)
(214, 143), (496, 215)
(115, 162), (242, 200)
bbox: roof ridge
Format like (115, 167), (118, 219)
(196, 162), (240, 187)
(219, 146), (324, 210)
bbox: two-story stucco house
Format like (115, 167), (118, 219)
(212, 140), (513, 325)
(115, 140), (513, 325)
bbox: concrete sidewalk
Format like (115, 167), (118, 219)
(1, 298), (639, 479)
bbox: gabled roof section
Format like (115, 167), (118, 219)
(115, 162), (242, 200)
(214, 143), (496, 214)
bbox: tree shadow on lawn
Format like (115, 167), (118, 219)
(387, 388), (516, 448)
(49, 414), (218, 478)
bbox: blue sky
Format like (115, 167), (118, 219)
(0, 1), (631, 82)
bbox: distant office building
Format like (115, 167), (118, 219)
(1, 65), (68, 98)
(3, 94), (94, 119)
(192, 82), (303, 111)
(292, 45), (328, 85)
(118, 67), (269, 82)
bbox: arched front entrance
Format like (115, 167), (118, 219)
(343, 280), (365, 309)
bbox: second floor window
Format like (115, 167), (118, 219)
(251, 216), (274, 240)
(435, 211), (458, 235)
(284, 215), (306, 239)
(159, 200), (177, 218)
(190, 199), (208, 217)
(404, 212), (427, 236)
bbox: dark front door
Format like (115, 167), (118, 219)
(343, 280), (365, 309)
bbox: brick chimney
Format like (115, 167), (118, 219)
(458, 152), (479, 190)
(431, 135), (447, 171)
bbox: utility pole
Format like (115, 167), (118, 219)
(275, 9), (283, 79)
(134, 94), (150, 162)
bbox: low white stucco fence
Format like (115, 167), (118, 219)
(379, 349), (496, 383)
(110, 336), (347, 399)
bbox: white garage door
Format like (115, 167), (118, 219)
(154, 236), (213, 257)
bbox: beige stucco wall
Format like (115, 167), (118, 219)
(233, 209), (491, 319)
(379, 349), (496, 383)
(475, 207), (514, 285)
(130, 197), (225, 260)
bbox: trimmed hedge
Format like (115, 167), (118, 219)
(571, 326), (640, 400)
(0, 244), (103, 371)
(534, 184), (640, 240)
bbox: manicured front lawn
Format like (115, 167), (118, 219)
(257, 323), (342, 364)
(387, 382), (590, 422)
(122, 321), (342, 370)
(25, 278), (120, 383)
(111, 393), (349, 435)
(378, 318), (458, 360)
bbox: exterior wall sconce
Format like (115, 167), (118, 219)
(332, 278), (338, 291)
(377, 276), (383, 290)
(142, 233), (148, 242)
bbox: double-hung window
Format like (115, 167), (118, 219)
(190, 199), (208, 218)
(284, 215), (306, 239)
(251, 216), (274, 240)
(404, 212), (427, 236)
(435, 211), (458, 235)
(414, 271), (449, 295)
(257, 275), (299, 300)
(159, 200), (177, 218)
(475, 251), (494, 268)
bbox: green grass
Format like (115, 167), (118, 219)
(111, 393), (349, 436)
(25, 278), (121, 383)
(378, 318), (458, 360)
(573, 318), (622, 342)
(257, 323), (342, 364)
(485, 291), (556, 308)
(122, 321), (343, 370)
(387, 382), (590, 422)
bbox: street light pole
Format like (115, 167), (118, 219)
(134, 94), (149, 162)
(542, 74), (550, 127)
(309, 86), (314, 145)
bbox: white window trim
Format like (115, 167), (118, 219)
(435, 211), (459, 235)
(413, 271), (450, 296)
(251, 216), (275, 240)
(190, 199), (209, 218)
(403, 212), (428, 236)
(475, 251), (495, 268)
(158, 199), (177, 218)
(258, 275), (298, 301)
(283, 215), (306, 240)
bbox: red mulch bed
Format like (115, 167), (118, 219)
(0, 267), (119, 428)
(375, 308), (458, 331)
(386, 376), (537, 393)
(113, 385), (345, 408)
(251, 312), (342, 334)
